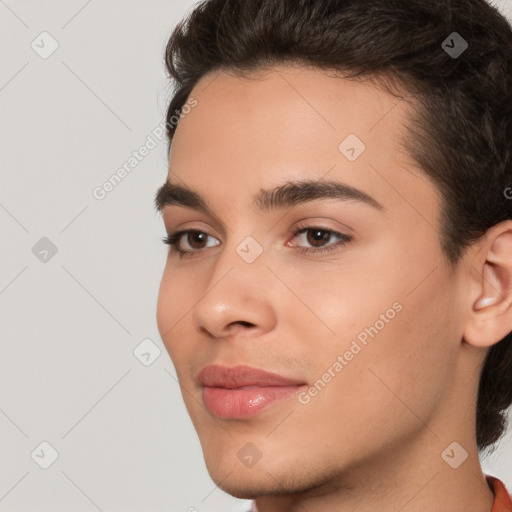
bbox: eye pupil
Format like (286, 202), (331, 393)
(189, 232), (207, 249)
(307, 229), (330, 247)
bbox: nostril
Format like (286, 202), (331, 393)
(233, 321), (253, 328)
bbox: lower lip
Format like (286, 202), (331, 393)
(202, 385), (303, 419)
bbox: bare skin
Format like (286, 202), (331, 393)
(155, 64), (512, 512)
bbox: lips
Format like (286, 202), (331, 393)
(197, 364), (306, 419)
(197, 364), (305, 388)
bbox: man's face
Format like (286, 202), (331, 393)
(156, 65), (470, 497)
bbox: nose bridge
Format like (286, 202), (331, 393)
(206, 229), (269, 299)
(191, 229), (275, 337)
(212, 218), (268, 277)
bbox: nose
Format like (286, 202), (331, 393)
(191, 252), (278, 340)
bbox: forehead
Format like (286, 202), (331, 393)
(172, 64), (415, 160)
(166, 64), (435, 219)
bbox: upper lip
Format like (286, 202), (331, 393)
(197, 364), (306, 389)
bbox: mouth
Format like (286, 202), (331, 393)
(201, 385), (306, 419)
(197, 364), (307, 419)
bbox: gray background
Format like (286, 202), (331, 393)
(0, 1), (511, 511)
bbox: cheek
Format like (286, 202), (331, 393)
(300, 229), (447, 349)
(341, 274), (458, 413)
(156, 267), (194, 363)
(292, 237), (460, 404)
(287, 276), (460, 464)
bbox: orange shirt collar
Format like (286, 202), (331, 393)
(487, 475), (512, 512)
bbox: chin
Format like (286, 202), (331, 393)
(204, 456), (326, 501)
(202, 457), (279, 498)
(210, 473), (285, 500)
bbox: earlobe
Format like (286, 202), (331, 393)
(464, 222), (512, 348)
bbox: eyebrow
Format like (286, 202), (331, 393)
(154, 177), (383, 217)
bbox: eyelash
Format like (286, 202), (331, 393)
(162, 224), (352, 259)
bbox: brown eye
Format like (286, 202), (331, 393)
(305, 229), (332, 247)
(186, 232), (208, 249)
(289, 226), (352, 255)
(162, 229), (220, 257)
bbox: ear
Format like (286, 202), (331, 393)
(463, 220), (512, 348)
